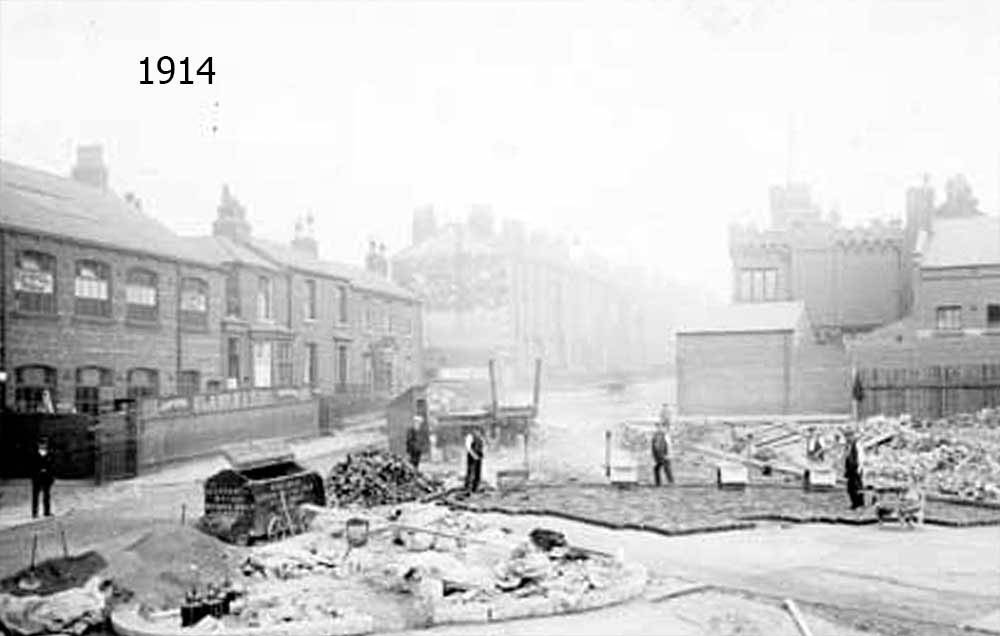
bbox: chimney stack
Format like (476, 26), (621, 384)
(290, 212), (319, 258)
(212, 184), (252, 242)
(71, 144), (108, 190)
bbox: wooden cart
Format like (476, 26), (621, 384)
(202, 439), (326, 545)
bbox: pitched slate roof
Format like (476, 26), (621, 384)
(0, 160), (219, 267)
(183, 235), (279, 271)
(921, 215), (1000, 268)
(247, 237), (417, 301)
(677, 300), (806, 335)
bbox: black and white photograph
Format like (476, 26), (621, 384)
(0, 1), (998, 634)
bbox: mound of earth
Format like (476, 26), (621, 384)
(102, 523), (241, 610)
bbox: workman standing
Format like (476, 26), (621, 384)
(844, 430), (866, 509)
(31, 437), (54, 518)
(406, 416), (424, 469)
(464, 427), (484, 493)
(806, 427), (826, 462)
(651, 419), (675, 486)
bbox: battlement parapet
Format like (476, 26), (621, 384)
(833, 219), (904, 248)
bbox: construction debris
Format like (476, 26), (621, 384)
(0, 551), (107, 598)
(0, 575), (112, 636)
(860, 413), (1000, 501)
(327, 450), (443, 507)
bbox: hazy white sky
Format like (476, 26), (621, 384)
(2, 0), (998, 299)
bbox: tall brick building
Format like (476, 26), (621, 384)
(392, 205), (676, 384)
(0, 148), (422, 413)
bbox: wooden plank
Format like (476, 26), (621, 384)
(783, 599), (815, 636)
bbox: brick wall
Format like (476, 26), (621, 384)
(677, 331), (790, 415)
(791, 340), (850, 413)
(2, 229), (223, 408)
(916, 265), (1000, 330)
(137, 398), (319, 469)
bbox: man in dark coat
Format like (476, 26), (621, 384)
(464, 427), (484, 493)
(406, 416), (424, 469)
(651, 420), (674, 486)
(31, 437), (54, 518)
(844, 430), (866, 509)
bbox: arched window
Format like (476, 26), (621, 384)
(127, 368), (159, 400)
(75, 366), (113, 415)
(180, 277), (209, 327)
(15, 365), (57, 413)
(126, 268), (158, 321)
(75, 260), (111, 317)
(14, 251), (57, 314)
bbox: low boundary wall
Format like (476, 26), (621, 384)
(137, 398), (319, 470)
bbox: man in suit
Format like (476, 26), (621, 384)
(406, 416), (424, 469)
(31, 437), (55, 518)
(651, 419), (674, 486)
(464, 427), (484, 493)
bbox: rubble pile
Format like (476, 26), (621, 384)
(225, 580), (374, 632)
(0, 576), (113, 636)
(865, 429), (1000, 502)
(327, 450), (444, 507)
(861, 411), (1000, 502)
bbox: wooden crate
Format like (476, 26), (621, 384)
(496, 468), (529, 492)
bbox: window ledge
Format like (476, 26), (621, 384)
(932, 329), (965, 338)
(72, 314), (115, 326)
(125, 318), (162, 330)
(11, 310), (59, 322)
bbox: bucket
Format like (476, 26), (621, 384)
(345, 518), (370, 548)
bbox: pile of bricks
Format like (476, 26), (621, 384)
(327, 450), (443, 507)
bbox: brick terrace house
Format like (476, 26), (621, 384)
(849, 178), (1000, 417)
(200, 188), (422, 398)
(0, 148), (226, 413)
(0, 148), (423, 414)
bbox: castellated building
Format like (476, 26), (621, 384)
(677, 179), (999, 418)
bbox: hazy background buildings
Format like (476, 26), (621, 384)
(2, 1), (997, 304)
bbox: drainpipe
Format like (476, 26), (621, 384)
(176, 262), (182, 392)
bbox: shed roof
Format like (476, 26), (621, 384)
(0, 160), (218, 267)
(677, 301), (806, 335)
(921, 215), (1000, 268)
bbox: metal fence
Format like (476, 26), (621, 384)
(859, 364), (1000, 419)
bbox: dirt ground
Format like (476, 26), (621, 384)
(2, 381), (998, 635)
(391, 511), (1000, 636)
